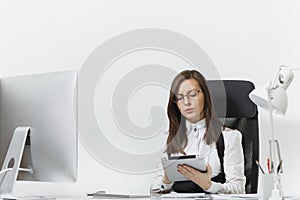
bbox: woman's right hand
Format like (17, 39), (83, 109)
(162, 169), (171, 184)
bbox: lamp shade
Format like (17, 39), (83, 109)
(249, 84), (287, 117)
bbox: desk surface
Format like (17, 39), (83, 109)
(3, 194), (300, 200)
(53, 194), (300, 200)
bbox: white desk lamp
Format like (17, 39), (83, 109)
(249, 65), (296, 200)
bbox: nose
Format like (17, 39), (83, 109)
(183, 96), (191, 105)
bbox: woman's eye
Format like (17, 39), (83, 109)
(177, 96), (183, 101)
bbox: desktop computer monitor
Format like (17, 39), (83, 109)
(0, 70), (77, 183)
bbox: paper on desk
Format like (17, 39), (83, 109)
(0, 196), (56, 200)
(211, 194), (300, 200)
(162, 191), (205, 198)
(88, 192), (150, 199)
(19, 197), (56, 200)
(211, 194), (258, 199)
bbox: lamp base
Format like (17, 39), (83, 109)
(269, 188), (282, 200)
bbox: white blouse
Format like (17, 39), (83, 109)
(152, 119), (246, 194)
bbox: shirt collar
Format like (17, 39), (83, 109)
(186, 118), (206, 133)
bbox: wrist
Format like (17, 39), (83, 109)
(162, 176), (172, 184)
(203, 181), (212, 190)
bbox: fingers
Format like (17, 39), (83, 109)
(179, 164), (193, 172)
(177, 165), (192, 179)
(177, 163), (212, 179)
(177, 164), (196, 176)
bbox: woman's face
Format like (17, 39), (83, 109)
(176, 78), (204, 123)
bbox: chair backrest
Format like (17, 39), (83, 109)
(207, 80), (259, 194)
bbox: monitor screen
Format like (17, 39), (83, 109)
(0, 71), (77, 182)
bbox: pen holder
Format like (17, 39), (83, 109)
(258, 173), (274, 200)
(270, 172), (284, 200)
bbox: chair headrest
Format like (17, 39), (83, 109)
(207, 80), (258, 118)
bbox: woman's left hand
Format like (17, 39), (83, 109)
(177, 163), (212, 190)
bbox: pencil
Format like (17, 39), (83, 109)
(256, 160), (265, 174)
(267, 158), (270, 173)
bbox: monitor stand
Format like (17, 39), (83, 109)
(0, 127), (30, 197)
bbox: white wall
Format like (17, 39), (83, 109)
(1, 0), (300, 196)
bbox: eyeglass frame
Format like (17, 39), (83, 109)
(174, 89), (203, 104)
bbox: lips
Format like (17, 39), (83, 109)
(184, 108), (194, 113)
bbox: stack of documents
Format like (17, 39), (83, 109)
(87, 191), (149, 199)
(162, 192), (212, 199)
(162, 192), (205, 198)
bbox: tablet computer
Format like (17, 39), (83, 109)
(162, 155), (207, 182)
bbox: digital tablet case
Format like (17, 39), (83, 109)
(162, 155), (207, 182)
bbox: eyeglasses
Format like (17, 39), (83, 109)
(174, 89), (202, 103)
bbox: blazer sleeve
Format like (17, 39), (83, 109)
(206, 129), (246, 194)
(150, 145), (174, 192)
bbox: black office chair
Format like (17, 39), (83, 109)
(207, 80), (259, 194)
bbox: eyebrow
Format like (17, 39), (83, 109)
(177, 88), (200, 96)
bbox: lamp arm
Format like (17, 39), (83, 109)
(267, 81), (284, 200)
(267, 81), (276, 173)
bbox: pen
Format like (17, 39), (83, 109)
(267, 158), (270, 174)
(270, 160), (274, 173)
(277, 160), (283, 173)
(255, 160), (265, 174)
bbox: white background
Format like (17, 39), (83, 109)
(1, 0), (300, 196)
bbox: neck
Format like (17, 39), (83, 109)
(187, 116), (204, 124)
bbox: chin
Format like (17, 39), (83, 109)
(184, 114), (200, 123)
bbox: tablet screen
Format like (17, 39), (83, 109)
(168, 155), (196, 160)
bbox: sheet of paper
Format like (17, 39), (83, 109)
(162, 191), (205, 198)
(211, 194), (300, 200)
(211, 194), (258, 199)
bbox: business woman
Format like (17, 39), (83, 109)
(151, 70), (246, 194)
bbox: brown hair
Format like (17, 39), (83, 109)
(165, 70), (222, 155)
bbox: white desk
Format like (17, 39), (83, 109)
(3, 193), (300, 200)
(53, 194), (300, 200)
